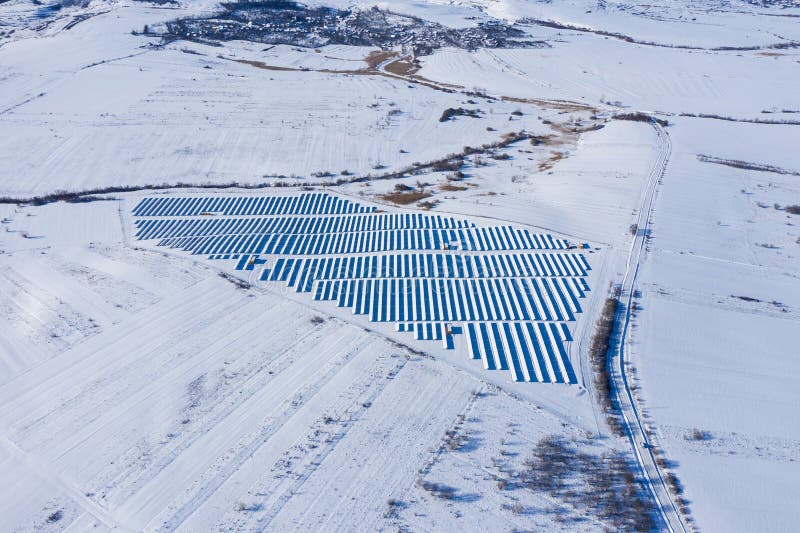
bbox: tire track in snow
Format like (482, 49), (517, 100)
(0, 436), (133, 531)
(179, 343), (408, 531)
(2, 280), (241, 451)
(610, 121), (688, 533)
(115, 328), (383, 529)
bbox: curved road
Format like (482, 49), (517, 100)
(224, 112), (684, 530)
(610, 122), (687, 533)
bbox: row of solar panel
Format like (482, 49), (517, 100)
(157, 227), (569, 256)
(134, 212), (474, 240)
(395, 321), (570, 343)
(391, 320), (575, 383)
(395, 322), (448, 341)
(465, 322), (577, 383)
(133, 193), (374, 217)
(263, 253), (590, 290)
(307, 277), (583, 323)
(131, 194), (586, 384)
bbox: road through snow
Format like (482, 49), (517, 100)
(611, 122), (687, 533)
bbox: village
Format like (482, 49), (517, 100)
(160, 1), (544, 55)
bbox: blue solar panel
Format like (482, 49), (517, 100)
(133, 192), (589, 384)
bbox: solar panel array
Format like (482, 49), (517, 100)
(133, 193), (591, 384)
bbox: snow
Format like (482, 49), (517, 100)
(474, 0), (800, 48)
(631, 116), (800, 533)
(0, 194), (600, 531)
(388, 120), (660, 246)
(0, 10), (561, 197)
(0, 0), (798, 530)
(417, 42), (800, 117)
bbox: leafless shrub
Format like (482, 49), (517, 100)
(538, 151), (567, 172)
(380, 190), (432, 205)
(530, 134), (558, 146)
(440, 183), (468, 192)
(519, 436), (657, 531)
(446, 171), (466, 181)
(431, 158), (464, 172)
(420, 480), (456, 500)
(666, 472), (684, 496)
(686, 428), (713, 441)
(218, 272), (251, 290)
(698, 154), (800, 176)
(439, 107), (482, 122)
(65, 195), (114, 204)
(384, 498), (404, 518)
(502, 502), (525, 515)
(237, 501), (263, 512)
(590, 294), (624, 436)
(680, 112), (800, 126)
(613, 112), (669, 127)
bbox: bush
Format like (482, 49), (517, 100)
(440, 183), (467, 192)
(445, 172), (465, 182)
(613, 112), (669, 127)
(590, 295), (624, 436)
(237, 501), (263, 512)
(521, 437), (658, 532)
(686, 428), (713, 441)
(430, 158), (463, 172)
(384, 498), (403, 518)
(380, 190), (432, 205)
(439, 107), (482, 122)
(420, 480), (456, 499)
(530, 134), (558, 146)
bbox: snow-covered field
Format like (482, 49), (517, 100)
(631, 117), (800, 532)
(0, 0), (798, 531)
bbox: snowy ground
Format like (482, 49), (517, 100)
(0, 0), (798, 531)
(631, 117), (800, 533)
(0, 198), (610, 531)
